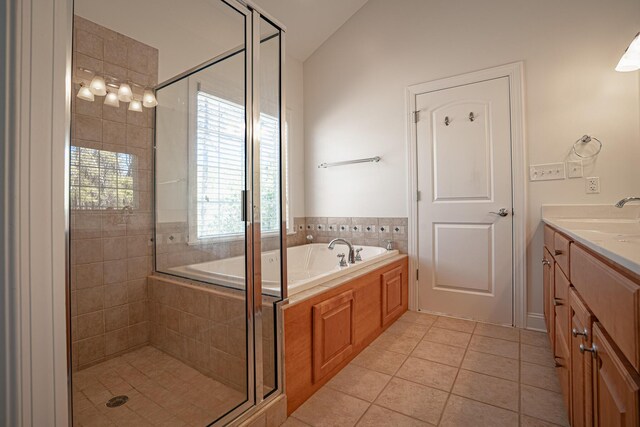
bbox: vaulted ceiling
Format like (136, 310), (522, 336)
(253, 0), (369, 61)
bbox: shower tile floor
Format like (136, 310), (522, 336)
(72, 346), (245, 426)
(285, 312), (569, 427)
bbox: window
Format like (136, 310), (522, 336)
(193, 91), (287, 241)
(70, 146), (136, 210)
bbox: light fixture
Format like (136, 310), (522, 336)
(128, 99), (143, 112)
(104, 90), (120, 107)
(89, 75), (107, 96)
(616, 32), (640, 72)
(77, 84), (95, 102)
(118, 83), (133, 102)
(142, 89), (158, 108)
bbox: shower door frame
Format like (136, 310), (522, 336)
(150, 1), (288, 425)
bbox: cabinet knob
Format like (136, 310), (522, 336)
(554, 249), (564, 256)
(542, 258), (551, 266)
(553, 298), (563, 307)
(572, 328), (588, 339)
(579, 343), (597, 356)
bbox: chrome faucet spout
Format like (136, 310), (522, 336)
(328, 238), (355, 264)
(615, 197), (640, 208)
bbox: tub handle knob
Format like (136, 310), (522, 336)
(385, 240), (393, 251)
(337, 253), (348, 267)
(355, 248), (363, 261)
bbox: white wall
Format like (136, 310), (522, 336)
(303, 0), (640, 320)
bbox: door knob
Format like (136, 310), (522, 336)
(490, 208), (509, 217)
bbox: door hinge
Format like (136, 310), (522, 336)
(417, 190), (422, 202)
(413, 111), (420, 123)
(416, 269), (419, 280)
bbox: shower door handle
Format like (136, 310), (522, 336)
(241, 190), (248, 222)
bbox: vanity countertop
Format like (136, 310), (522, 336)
(542, 204), (640, 276)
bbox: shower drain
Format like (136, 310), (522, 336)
(106, 395), (129, 408)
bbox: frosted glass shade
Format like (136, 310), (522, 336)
(104, 91), (120, 107)
(77, 85), (95, 102)
(616, 32), (640, 72)
(118, 83), (133, 102)
(128, 99), (143, 112)
(89, 75), (107, 96)
(142, 90), (158, 108)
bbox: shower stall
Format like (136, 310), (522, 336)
(69, 0), (286, 425)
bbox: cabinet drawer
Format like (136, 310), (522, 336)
(554, 232), (572, 279)
(571, 245), (640, 372)
(544, 225), (555, 251)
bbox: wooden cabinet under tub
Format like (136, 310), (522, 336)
(543, 225), (640, 426)
(283, 255), (408, 414)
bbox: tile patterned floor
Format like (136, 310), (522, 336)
(285, 311), (569, 427)
(72, 346), (245, 426)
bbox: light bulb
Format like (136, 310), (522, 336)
(142, 90), (158, 108)
(117, 83), (133, 102)
(104, 91), (120, 107)
(89, 75), (107, 96)
(616, 32), (640, 72)
(128, 99), (143, 112)
(77, 85), (95, 102)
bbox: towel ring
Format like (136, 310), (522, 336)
(572, 135), (602, 159)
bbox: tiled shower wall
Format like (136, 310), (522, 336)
(70, 16), (157, 370)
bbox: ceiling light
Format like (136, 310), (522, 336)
(89, 75), (107, 96)
(104, 91), (120, 108)
(77, 84), (95, 102)
(118, 83), (133, 102)
(616, 32), (640, 72)
(128, 99), (143, 112)
(142, 90), (158, 108)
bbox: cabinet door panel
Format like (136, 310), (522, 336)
(312, 290), (355, 382)
(593, 323), (640, 427)
(543, 247), (553, 335)
(570, 288), (594, 427)
(555, 265), (570, 351)
(555, 319), (571, 420)
(381, 266), (404, 327)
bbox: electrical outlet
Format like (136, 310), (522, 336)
(529, 163), (566, 181)
(567, 160), (583, 178)
(586, 176), (600, 194)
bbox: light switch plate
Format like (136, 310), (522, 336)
(567, 160), (583, 178)
(529, 163), (566, 181)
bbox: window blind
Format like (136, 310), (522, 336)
(195, 91), (283, 239)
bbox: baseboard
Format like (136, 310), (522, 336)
(526, 312), (546, 331)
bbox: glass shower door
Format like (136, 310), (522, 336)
(154, 0), (254, 423)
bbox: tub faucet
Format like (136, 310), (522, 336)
(328, 238), (355, 264)
(615, 197), (640, 208)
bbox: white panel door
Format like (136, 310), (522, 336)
(416, 77), (513, 325)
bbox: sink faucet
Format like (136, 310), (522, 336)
(615, 197), (640, 208)
(328, 238), (355, 264)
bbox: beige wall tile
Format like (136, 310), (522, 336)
(126, 235), (150, 258)
(103, 259), (127, 284)
(76, 311), (105, 340)
(77, 335), (105, 365)
(128, 322), (149, 347)
(104, 282), (128, 308)
(102, 120), (126, 146)
(126, 125), (151, 148)
(103, 34), (127, 68)
(102, 102), (127, 123)
(75, 263), (103, 289)
(77, 286), (104, 314)
(129, 301), (149, 325)
(75, 239), (103, 264)
(127, 279), (147, 302)
(76, 29), (103, 59)
(73, 114), (102, 142)
(105, 328), (128, 356)
(103, 237), (127, 261)
(104, 305), (128, 332)
(127, 256), (150, 280)
(75, 96), (102, 119)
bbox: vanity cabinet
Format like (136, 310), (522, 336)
(543, 225), (640, 427)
